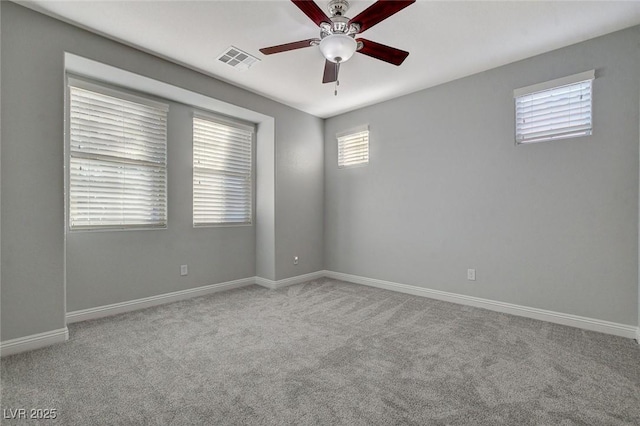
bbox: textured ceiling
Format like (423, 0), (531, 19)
(21, 0), (640, 118)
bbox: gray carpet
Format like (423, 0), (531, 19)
(2, 278), (639, 425)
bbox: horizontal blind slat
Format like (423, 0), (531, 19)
(338, 129), (369, 167)
(69, 84), (167, 229)
(516, 125), (592, 142)
(193, 116), (253, 226)
(515, 79), (592, 144)
(516, 112), (591, 132)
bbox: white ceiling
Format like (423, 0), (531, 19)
(21, 0), (640, 118)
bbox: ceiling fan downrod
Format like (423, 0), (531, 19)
(328, 0), (350, 17)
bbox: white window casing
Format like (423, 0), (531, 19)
(68, 77), (168, 230)
(514, 70), (594, 144)
(193, 113), (254, 226)
(337, 125), (369, 167)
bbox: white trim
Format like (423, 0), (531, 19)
(64, 53), (272, 125)
(513, 69), (595, 97)
(67, 75), (169, 112)
(1, 328), (69, 357)
(255, 271), (325, 290)
(255, 276), (276, 289)
(336, 124), (369, 140)
(6, 272), (635, 357)
(193, 109), (256, 132)
(325, 271), (638, 339)
(66, 277), (254, 323)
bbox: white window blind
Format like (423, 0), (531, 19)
(514, 70), (594, 144)
(338, 127), (369, 167)
(68, 80), (168, 230)
(193, 114), (254, 226)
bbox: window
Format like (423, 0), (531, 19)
(68, 78), (168, 230)
(337, 126), (369, 167)
(514, 70), (594, 144)
(193, 114), (254, 226)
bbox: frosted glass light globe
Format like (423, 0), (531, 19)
(319, 34), (357, 63)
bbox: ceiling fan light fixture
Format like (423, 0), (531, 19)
(319, 34), (357, 63)
(259, 0), (416, 85)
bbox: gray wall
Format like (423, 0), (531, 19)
(275, 116), (324, 280)
(325, 26), (640, 326)
(1, 0), (638, 344)
(65, 100), (256, 311)
(1, 2), (324, 340)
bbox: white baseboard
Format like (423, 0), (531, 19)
(255, 270), (325, 290)
(66, 277), (255, 323)
(325, 271), (638, 339)
(1, 327), (69, 357)
(254, 276), (276, 289)
(5, 272), (636, 357)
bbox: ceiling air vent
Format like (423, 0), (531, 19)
(217, 47), (260, 71)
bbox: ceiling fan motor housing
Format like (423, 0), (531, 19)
(321, 15), (355, 38)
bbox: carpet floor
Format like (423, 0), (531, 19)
(2, 278), (639, 425)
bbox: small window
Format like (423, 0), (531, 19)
(68, 78), (168, 230)
(193, 114), (254, 226)
(514, 70), (594, 144)
(338, 126), (369, 167)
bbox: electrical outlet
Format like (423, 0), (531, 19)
(180, 265), (188, 276)
(467, 269), (476, 281)
(293, 256), (299, 265)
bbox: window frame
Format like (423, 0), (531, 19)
(337, 125), (370, 168)
(514, 70), (595, 145)
(65, 75), (169, 232)
(192, 110), (256, 228)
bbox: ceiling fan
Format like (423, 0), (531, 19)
(260, 0), (415, 93)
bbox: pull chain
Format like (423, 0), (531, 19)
(334, 60), (341, 96)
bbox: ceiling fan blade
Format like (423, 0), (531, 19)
(322, 60), (338, 84)
(349, 0), (415, 33)
(292, 0), (331, 27)
(260, 38), (318, 55)
(357, 39), (409, 66)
